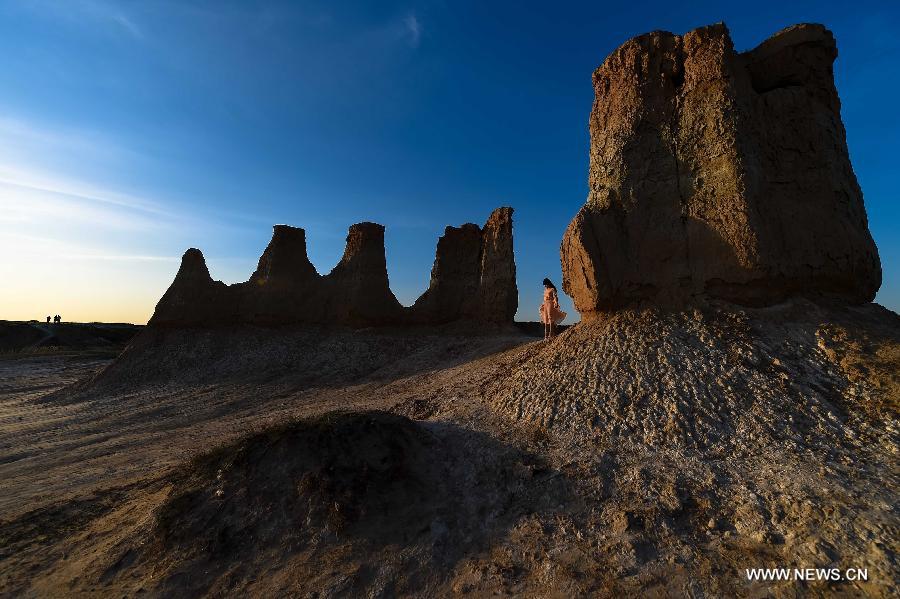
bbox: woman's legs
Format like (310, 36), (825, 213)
(549, 321), (554, 338)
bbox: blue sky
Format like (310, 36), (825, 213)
(0, 0), (897, 323)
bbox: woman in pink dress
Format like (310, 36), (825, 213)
(539, 278), (567, 340)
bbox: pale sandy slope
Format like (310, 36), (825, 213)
(0, 300), (897, 597)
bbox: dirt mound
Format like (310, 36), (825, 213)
(513, 321), (571, 338)
(494, 300), (898, 450)
(0, 322), (45, 352)
(156, 411), (441, 552)
(0, 322), (140, 354)
(72, 324), (528, 397)
(484, 300), (899, 596)
(84, 411), (567, 596)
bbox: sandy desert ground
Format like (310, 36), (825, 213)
(0, 303), (897, 597)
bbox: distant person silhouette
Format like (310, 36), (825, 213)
(46, 316), (51, 323)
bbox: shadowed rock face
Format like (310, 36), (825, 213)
(149, 208), (517, 327)
(561, 23), (881, 318)
(411, 207), (517, 324)
(477, 207), (518, 322)
(241, 225), (318, 324)
(248, 225), (317, 287)
(410, 223), (484, 323)
(323, 223), (405, 325)
(151, 248), (233, 326)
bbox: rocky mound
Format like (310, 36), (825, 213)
(0, 321), (141, 354)
(494, 300), (898, 448)
(73, 324), (529, 396)
(561, 23), (881, 317)
(0, 322), (47, 352)
(100, 412), (568, 596)
(155, 412), (442, 554)
(489, 300), (898, 596)
(150, 207), (517, 328)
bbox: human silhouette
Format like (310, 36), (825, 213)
(46, 316), (51, 323)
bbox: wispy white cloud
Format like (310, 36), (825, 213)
(343, 11), (424, 55)
(0, 117), (187, 269)
(404, 14), (422, 48)
(0, 113), (263, 233)
(0, 180), (182, 307)
(0, 231), (175, 262)
(0, 116), (142, 165)
(19, 0), (145, 40)
(110, 12), (143, 40)
(0, 168), (175, 222)
(0, 111), (183, 289)
(69, 253), (177, 262)
(0, 133), (265, 315)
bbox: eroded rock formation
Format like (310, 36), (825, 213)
(320, 223), (405, 325)
(476, 207), (518, 322)
(151, 248), (233, 326)
(149, 208), (517, 327)
(411, 207), (517, 324)
(561, 23), (882, 318)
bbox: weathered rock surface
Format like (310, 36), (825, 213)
(248, 225), (317, 287)
(320, 222), (406, 325)
(476, 207), (518, 322)
(562, 23), (882, 317)
(411, 207), (517, 324)
(241, 225), (318, 324)
(149, 208), (517, 327)
(409, 223), (484, 324)
(151, 248), (233, 326)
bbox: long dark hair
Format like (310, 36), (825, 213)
(542, 278), (556, 290)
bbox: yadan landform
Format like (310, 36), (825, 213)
(1, 23), (896, 598)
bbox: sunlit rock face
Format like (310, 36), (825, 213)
(561, 23), (881, 318)
(149, 208), (517, 328)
